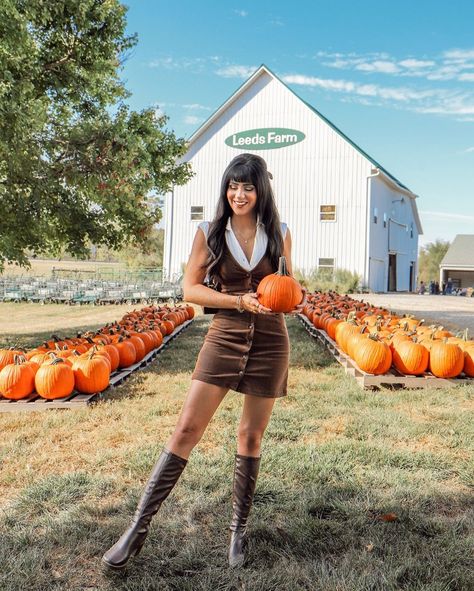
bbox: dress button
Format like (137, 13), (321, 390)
(238, 370), (244, 377)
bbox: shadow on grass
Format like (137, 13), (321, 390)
(1, 467), (472, 591)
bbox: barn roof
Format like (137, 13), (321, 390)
(440, 235), (474, 268)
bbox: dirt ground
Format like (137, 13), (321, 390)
(351, 293), (474, 334)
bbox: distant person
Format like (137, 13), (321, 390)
(442, 282), (446, 295)
(446, 277), (453, 295)
(429, 280), (435, 295)
(435, 281), (440, 294)
(419, 281), (426, 295)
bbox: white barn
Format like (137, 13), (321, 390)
(163, 65), (423, 292)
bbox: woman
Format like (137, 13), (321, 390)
(102, 153), (304, 571)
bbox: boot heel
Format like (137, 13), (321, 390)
(132, 540), (145, 557)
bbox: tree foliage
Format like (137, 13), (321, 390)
(0, 0), (192, 269)
(117, 227), (164, 269)
(418, 239), (450, 284)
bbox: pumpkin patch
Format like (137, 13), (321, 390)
(0, 304), (194, 400)
(302, 292), (472, 380)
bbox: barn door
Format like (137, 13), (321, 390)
(388, 254), (397, 291)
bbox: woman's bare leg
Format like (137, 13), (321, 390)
(237, 394), (276, 456)
(165, 380), (229, 459)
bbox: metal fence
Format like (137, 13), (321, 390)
(0, 273), (183, 305)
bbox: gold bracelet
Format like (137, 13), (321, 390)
(236, 295), (245, 313)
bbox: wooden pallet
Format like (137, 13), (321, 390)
(298, 314), (473, 390)
(0, 319), (193, 412)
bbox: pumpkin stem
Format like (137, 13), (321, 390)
(50, 357), (66, 365)
(277, 256), (290, 276)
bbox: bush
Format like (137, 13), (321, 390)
(294, 268), (361, 294)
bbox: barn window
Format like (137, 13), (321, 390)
(410, 223), (414, 239)
(320, 204), (336, 221)
(383, 213), (387, 228)
(373, 207), (378, 224)
(318, 258), (334, 278)
(190, 206), (204, 221)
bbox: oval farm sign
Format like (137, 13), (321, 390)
(225, 128), (305, 150)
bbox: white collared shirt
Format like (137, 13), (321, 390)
(198, 217), (287, 271)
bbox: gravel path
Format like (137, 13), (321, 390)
(351, 293), (474, 335)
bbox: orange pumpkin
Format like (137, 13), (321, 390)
(392, 340), (429, 376)
(429, 341), (464, 378)
(72, 352), (110, 394)
(257, 256), (303, 313)
(0, 355), (36, 399)
(115, 339), (137, 368)
(354, 335), (392, 375)
(0, 348), (23, 371)
(463, 345), (474, 377)
(35, 358), (75, 399)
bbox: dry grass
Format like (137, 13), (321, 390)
(3, 259), (125, 276)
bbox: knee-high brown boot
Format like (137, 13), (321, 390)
(102, 448), (187, 571)
(228, 453), (261, 568)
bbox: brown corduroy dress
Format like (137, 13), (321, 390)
(191, 245), (290, 398)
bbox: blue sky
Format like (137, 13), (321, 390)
(121, 0), (474, 247)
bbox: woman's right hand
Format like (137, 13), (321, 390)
(241, 292), (272, 314)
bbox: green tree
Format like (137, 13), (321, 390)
(418, 239), (450, 284)
(117, 227), (164, 269)
(0, 0), (192, 270)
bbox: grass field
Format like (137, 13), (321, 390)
(0, 303), (147, 349)
(0, 306), (473, 591)
(3, 259), (125, 277)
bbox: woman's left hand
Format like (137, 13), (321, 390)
(287, 288), (307, 315)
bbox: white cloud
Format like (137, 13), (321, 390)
(269, 18), (284, 26)
(183, 103), (212, 111)
(419, 210), (474, 222)
(399, 59), (435, 69)
(233, 9), (248, 17)
(282, 74), (440, 103)
(356, 60), (400, 74)
(443, 49), (474, 60)
(463, 147), (474, 152)
(316, 49), (474, 83)
(215, 64), (257, 78)
(148, 56), (222, 71)
(183, 115), (204, 125)
(282, 71), (474, 121)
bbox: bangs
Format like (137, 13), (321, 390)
(226, 162), (255, 185)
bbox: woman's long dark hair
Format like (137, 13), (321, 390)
(205, 153), (284, 283)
